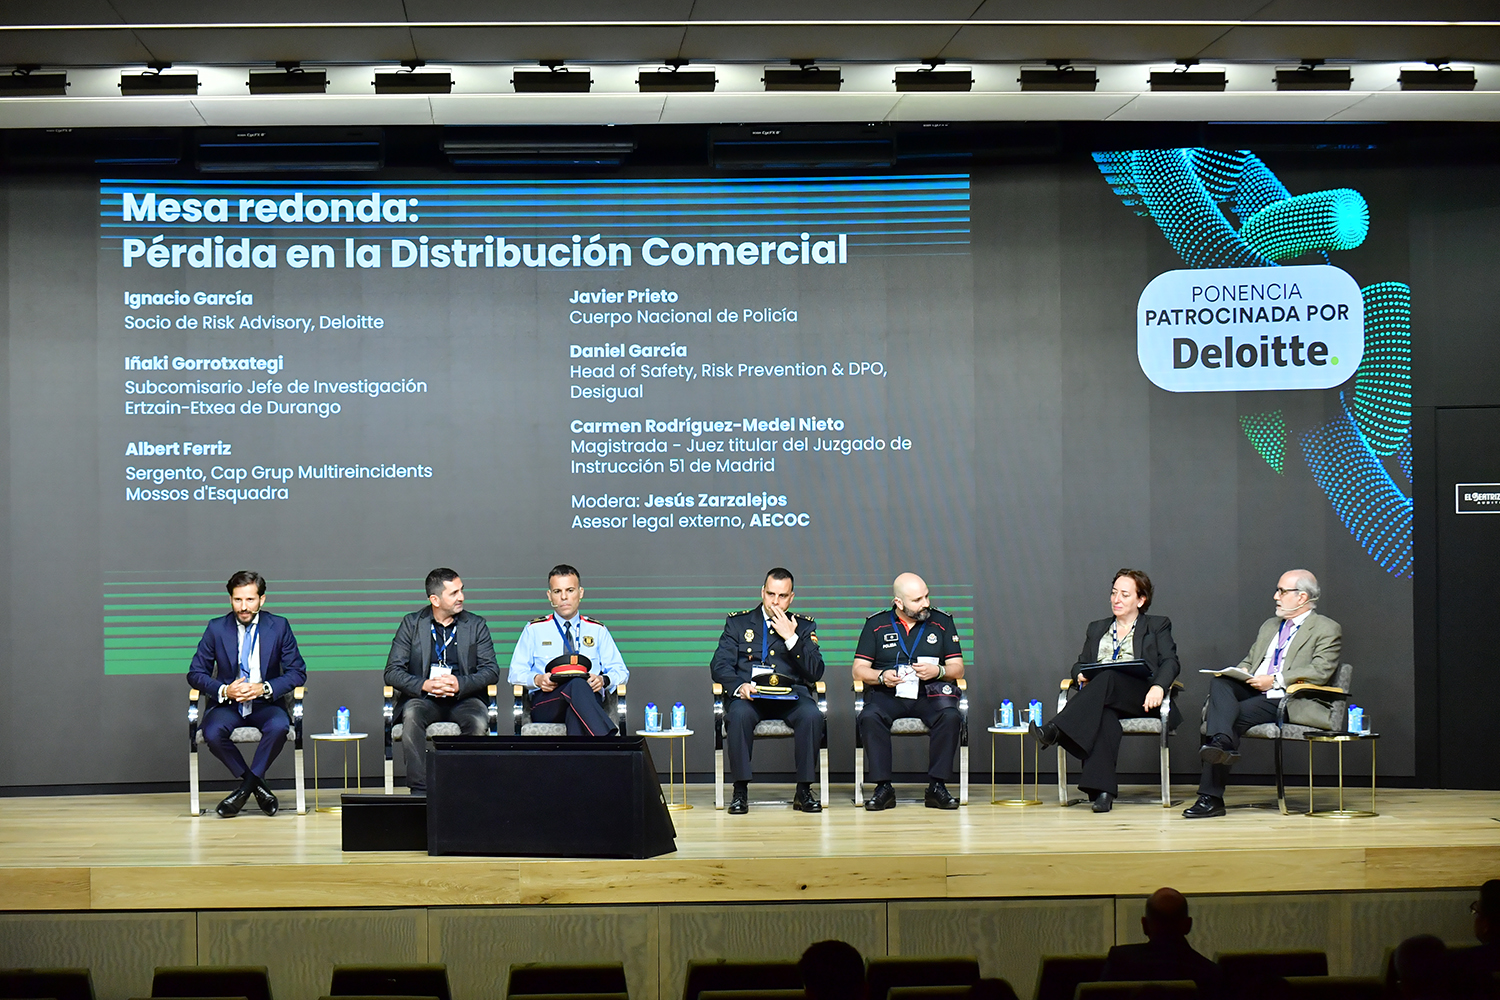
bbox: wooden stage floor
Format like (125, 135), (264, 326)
(4, 783), (1499, 911)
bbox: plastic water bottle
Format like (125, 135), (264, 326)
(645, 702), (661, 732)
(999, 699), (1014, 728)
(1028, 700), (1043, 726)
(1347, 705), (1363, 734)
(671, 701), (686, 731)
(335, 706), (350, 735)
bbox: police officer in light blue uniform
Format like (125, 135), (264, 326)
(507, 564), (627, 736)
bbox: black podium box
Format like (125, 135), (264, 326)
(426, 735), (677, 858)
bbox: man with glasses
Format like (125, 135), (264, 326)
(1183, 569), (1341, 818)
(1451, 880), (1500, 990)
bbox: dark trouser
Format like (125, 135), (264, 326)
(858, 688), (960, 783)
(725, 690), (822, 782)
(1198, 675), (1280, 798)
(400, 695), (488, 790)
(202, 702), (290, 779)
(531, 677), (617, 736)
(1053, 670), (1153, 797)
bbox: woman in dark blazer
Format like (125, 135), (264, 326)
(1030, 568), (1180, 812)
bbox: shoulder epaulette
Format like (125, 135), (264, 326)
(581, 615), (603, 625)
(530, 614), (553, 624)
(794, 612), (815, 622)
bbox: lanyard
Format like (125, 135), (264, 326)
(553, 615), (578, 654)
(1110, 619), (1136, 662)
(431, 621), (455, 666)
(890, 610), (926, 663)
(1272, 618), (1302, 668)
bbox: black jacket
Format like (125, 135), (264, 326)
(1072, 613), (1182, 691)
(710, 606), (825, 694)
(383, 607), (500, 705)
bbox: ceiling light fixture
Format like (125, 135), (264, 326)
(375, 61), (452, 94)
(763, 61), (842, 92)
(513, 62), (591, 93)
(119, 64), (199, 96)
(1149, 60), (1226, 92)
(1019, 61), (1097, 92)
(638, 61), (716, 93)
(894, 59), (972, 92)
(1399, 62), (1477, 91)
(248, 63), (327, 95)
(1275, 60), (1352, 90)
(0, 66), (68, 96)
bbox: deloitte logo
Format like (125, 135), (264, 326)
(1137, 265), (1364, 393)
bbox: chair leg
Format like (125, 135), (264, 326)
(1159, 743), (1171, 807)
(1275, 737), (1289, 815)
(959, 744), (969, 806)
(854, 746), (864, 805)
(1057, 745), (1068, 805)
(715, 745), (724, 810)
(819, 746), (830, 809)
(294, 745), (307, 815)
(189, 741), (202, 816)
(384, 757), (394, 795)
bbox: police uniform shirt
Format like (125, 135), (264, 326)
(711, 606), (823, 690)
(507, 613), (628, 691)
(854, 606), (963, 696)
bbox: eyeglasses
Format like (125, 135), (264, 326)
(1472, 901), (1483, 914)
(1275, 587), (1303, 597)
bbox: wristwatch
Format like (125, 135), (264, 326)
(261, 681), (273, 699)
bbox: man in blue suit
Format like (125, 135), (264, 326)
(187, 570), (308, 817)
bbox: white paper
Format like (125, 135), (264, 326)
(895, 664), (919, 700)
(752, 664), (773, 678)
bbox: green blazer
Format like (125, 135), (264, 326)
(1237, 610), (1343, 728)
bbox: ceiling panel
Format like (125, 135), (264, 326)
(969, 0), (1269, 18)
(1104, 90), (1367, 120)
(129, 26), (418, 64)
(432, 92), (666, 124)
(887, 90), (1136, 120)
(1248, 0), (1500, 20)
(0, 29), (154, 65)
(1331, 90), (1500, 120)
(0, 96), (205, 127)
(658, 91), (900, 123)
(0, 0), (124, 26)
(1201, 25), (1500, 61)
(108, 1), (410, 23)
(941, 24), (1238, 61)
(679, 24), (965, 61)
(410, 25), (688, 63)
(684, 0), (984, 19)
(189, 95), (435, 126)
(405, 0), (696, 19)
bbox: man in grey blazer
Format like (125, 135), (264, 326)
(1183, 568), (1342, 818)
(384, 567), (500, 793)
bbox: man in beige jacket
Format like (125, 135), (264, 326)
(1183, 569), (1342, 818)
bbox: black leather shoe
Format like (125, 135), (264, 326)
(1029, 720), (1060, 749)
(215, 784), (253, 818)
(1182, 794), (1226, 819)
(251, 778), (279, 817)
(728, 786), (749, 814)
(793, 786), (822, 813)
(1091, 791), (1114, 813)
(865, 782), (897, 811)
(925, 781), (959, 810)
(1199, 735), (1240, 766)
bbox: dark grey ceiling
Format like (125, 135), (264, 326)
(1, 0), (1498, 67)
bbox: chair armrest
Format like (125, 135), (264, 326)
(615, 682), (628, 736)
(1057, 678), (1072, 714)
(814, 680), (828, 748)
(853, 679), (864, 693)
(1286, 682), (1347, 697)
(512, 684), (526, 735)
(486, 684), (499, 736)
(852, 679), (865, 748)
(956, 678), (968, 746)
(188, 688), (201, 751)
(383, 686), (396, 755)
(713, 683), (725, 748)
(291, 686), (305, 748)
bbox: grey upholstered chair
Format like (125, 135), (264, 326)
(382, 684), (498, 793)
(711, 681), (828, 809)
(851, 678), (969, 805)
(1055, 678), (1184, 807)
(1230, 662), (1355, 814)
(511, 683), (627, 736)
(188, 686), (305, 815)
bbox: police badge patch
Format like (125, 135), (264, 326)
(927, 633), (938, 644)
(744, 629), (755, 641)
(583, 635), (595, 647)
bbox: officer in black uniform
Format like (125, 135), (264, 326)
(710, 567), (826, 814)
(853, 571), (965, 810)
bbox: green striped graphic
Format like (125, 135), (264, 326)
(103, 577), (975, 675)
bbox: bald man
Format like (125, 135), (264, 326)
(853, 573), (966, 810)
(1184, 568), (1343, 819)
(1101, 888), (1222, 994)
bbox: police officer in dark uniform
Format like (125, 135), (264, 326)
(853, 572), (965, 810)
(710, 567), (826, 814)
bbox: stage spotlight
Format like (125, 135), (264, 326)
(375, 63), (453, 94)
(637, 65), (716, 92)
(1149, 62), (1226, 92)
(894, 61), (972, 92)
(119, 67), (199, 96)
(1399, 65), (1477, 91)
(513, 63), (592, 93)
(0, 67), (68, 96)
(1275, 62), (1352, 91)
(1018, 62), (1097, 92)
(763, 62), (842, 91)
(248, 65), (327, 94)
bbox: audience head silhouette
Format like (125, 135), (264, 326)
(800, 940), (866, 1000)
(1141, 887), (1193, 941)
(1474, 879), (1500, 945)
